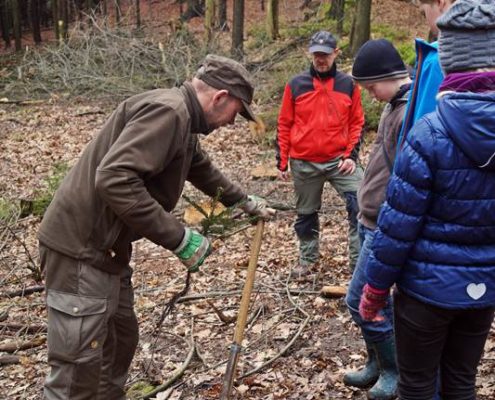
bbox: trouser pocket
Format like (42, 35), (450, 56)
(46, 289), (107, 362)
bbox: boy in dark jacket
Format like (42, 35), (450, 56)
(344, 39), (411, 400)
(359, 1), (495, 398)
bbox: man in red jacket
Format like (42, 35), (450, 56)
(276, 31), (365, 275)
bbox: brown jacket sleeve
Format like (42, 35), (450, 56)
(95, 102), (185, 250)
(187, 139), (246, 206)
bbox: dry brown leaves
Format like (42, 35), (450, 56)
(1, 100), (494, 400)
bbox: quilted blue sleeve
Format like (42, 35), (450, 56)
(365, 118), (435, 290)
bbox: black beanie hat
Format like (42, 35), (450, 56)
(352, 39), (409, 83)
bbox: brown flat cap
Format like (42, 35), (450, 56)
(196, 54), (256, 121)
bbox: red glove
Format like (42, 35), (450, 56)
(359, 284), (389, 321)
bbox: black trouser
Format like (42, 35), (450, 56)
(394, 290), (494, 400)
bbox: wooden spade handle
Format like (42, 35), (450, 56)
(233, 219), (265, 344)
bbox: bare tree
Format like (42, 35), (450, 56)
(205, 0), (214, 43)
(266, 0), (279, 40)
(231, 0), (244, 57)
(59, 0), (69, 39)
(115, 0), (121, 25)
(135, 0), (141, 29)
(52, 0), (59, 40)
(182, 0), (204, 21)
(350, 0), (371, 56)
(1, 0), (12, 48)
(11, 0), (21, 51)
(101, 0), (107, 16)
(216, 0), (227, 31)
(328, 0), (345, 35)
(30, 0), (41, 44)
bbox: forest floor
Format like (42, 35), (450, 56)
(0, 1), (494, 400)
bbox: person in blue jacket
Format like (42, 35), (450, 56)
(397, 0), (456, 149)
(358, 1), (495, 399)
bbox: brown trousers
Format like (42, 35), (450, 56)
(40, 245), (139, 400)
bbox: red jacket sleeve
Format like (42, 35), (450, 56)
(344, 84), (365, 159)
(276, 84), (294, 171)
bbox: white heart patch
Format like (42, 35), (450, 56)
(466, 283), (487, 300)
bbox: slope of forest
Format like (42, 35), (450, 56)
(0, 1), (494, 399)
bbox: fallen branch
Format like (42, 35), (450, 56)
(207, 301), (265, 326)
(141, 338), (197, 400)
(177, 288), (319, 303)
(0, 355), (20, 365)
(207, 300), (236, 324)
(0, 285), (45, 299)
(0, 99), (45, 105)
(236, 278), (312, 380)
(0, 323), (47, 334)
(5, 226), (41, 281)
(320, 285), (347, 299)
(75, 110), (105, 117)
(238, 315), (310, 380)
(0, 310), (8, 322)
(0, 336), (46, 353)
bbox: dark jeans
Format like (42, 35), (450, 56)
(394, 290), (494, 400)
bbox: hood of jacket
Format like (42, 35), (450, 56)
(437, 91), (495, 171)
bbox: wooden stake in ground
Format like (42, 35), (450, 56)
(220, 220), (265, 400)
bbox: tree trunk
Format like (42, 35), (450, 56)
(1, 0), (12, 48)
(299, 0), (311, 9)
(266, 0), (279, 40)
(52, 0), (59, 41)
(216, 0), (227, 31)
(204, 0), (214, 43)
(60, 0), (68, 39)
(182, 0), (203, 21)
(30, 0), (41, 43)
(135, 0), (140, 28)
(350, 0), (371, 56)
(115, 0), (121, 25)
(100, 0), (107, 16)
(11, 0), (21, 51)
(231, 0), (244, 58)
(328, 0), (345, 35)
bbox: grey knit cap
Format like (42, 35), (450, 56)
(437, 0), (495, 73)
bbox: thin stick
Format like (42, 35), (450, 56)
(235, 272), (312, 379)
(0, 285), (45, 299)
(0, 337), (46, 353)
(140, 339), (196, 399)
(238, 316), (310, 379)
(176, 288), (319, 303)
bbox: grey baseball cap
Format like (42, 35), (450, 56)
(196, 54), (256, 121)
(308, 31), (337, 54)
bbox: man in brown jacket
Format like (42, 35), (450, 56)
(38, 54), (274, 399)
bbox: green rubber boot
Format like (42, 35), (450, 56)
(368, 337), (398, 400)
(344, 343), (379, 388)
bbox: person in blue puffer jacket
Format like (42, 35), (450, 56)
(358, 1), (495, 399)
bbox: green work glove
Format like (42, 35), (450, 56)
(240, 195), (276, 220)
(173, 228), (212, 272)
